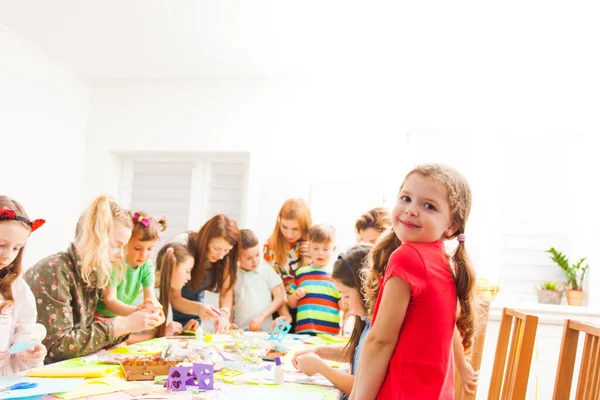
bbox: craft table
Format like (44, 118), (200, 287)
(4, 332), (347, 400)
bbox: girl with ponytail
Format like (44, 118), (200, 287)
(153, 243), (197, 337)
(24, 195), (162, 363)
(351, 164), (477, 400)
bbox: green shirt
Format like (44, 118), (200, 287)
(95, 260), (155, 317)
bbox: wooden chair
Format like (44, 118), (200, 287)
(488, 308), (539, 400)
(552, 319), (600, 400)
(455, 301), (491, 400)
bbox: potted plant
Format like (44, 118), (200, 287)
(536, 281), (563, 305)
(545, 248), (589, 306)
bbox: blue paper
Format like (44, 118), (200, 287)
(0, 378), (83, 399)
(7, 342), (35, 355)
(268, 320), (292, 342)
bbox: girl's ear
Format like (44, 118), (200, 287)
(445, 222), (459, 238)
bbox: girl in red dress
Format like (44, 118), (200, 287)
(350, 164), (477, 400)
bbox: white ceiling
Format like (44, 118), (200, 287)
(0, 0), (406, 79)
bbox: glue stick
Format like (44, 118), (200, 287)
(195, 326), (204, 341)
(274, 357), (284, 384)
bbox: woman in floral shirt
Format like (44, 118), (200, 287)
(24, 195), (162, 364)
(263, 198), (312, 329)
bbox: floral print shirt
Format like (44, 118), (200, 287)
(263, 239), (302, 292)
(23, 243), (121, 364)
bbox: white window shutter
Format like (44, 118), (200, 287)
(129, 162), (195, 258)
(203, 161), (245, 223)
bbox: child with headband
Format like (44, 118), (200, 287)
(0, 196), (47, 375)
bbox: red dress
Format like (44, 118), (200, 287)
(373, 241), (457, 400)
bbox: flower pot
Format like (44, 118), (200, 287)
(565, 290), (585, 306)
(536, 288), (563, 305)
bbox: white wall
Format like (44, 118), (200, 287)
(83, 79), (600, 310)
(0, 25), (90, 267)
(82, 78), (406, 245)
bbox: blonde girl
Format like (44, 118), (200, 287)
(24, 195), (162, 363)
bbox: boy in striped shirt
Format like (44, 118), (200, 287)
(287, 224), (341, 335)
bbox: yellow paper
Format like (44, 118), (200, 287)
(56, 377), (143, 400)
(107, 346), (161, 356)
(27, 366), (113, 378)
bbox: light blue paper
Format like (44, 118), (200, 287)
(7, 342), (35, 355)
(0, 378), (83, 399)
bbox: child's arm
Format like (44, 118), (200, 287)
(10, 280), (47, 372)
(214, 272), (235, 333)
(350, 277), (410, 400)
(170, 287), (221, 320)
(249, 283), (285, 331)
(292, 344), (349, 364)
(142, 286), (160, 307)
(453, 325), (479, 394)
(294, 353), (355, 395)
(103, 286), (137, 316)
(273, 302), (293, 327)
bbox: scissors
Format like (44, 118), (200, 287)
(0, 382), (38, 392)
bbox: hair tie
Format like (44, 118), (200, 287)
(338, 254), (353, 274)
(457, 233), (466, 243)
(132, 212), (152, 227)
(166, 247), (174, 254)
(0, 206), (45, 232)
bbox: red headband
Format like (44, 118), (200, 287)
(0, 206), (45, 232)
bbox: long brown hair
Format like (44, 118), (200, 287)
(365, 164), (476, 352)
(188, 214), (239, 292)
(155, 242), (193, 337)
(74, 195), (133, 288)
(331, 244), (372, 370)
(0, 196), (31, 313)
(362, 228), (401, 316)
(269, 198), (312, 267)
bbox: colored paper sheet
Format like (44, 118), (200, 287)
(218, 386), (327, 400)
(55, 377), (144, 400)
(7, 342), (36, 355)
(0, 378), (82, 400)
(26, 367), (113, 378)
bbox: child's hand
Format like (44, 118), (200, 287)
(0, 350), (9, 361)
(457, 361), (479, 394)
(293, 288), (307, 300)
(198, 303), (221, 320)
(183, 319), (200, 331)
(272, 315), (292, 329)
(165, 321), (183, 336)
(249, 316), (265, 332)
(291, 348), (317, 369)
(18, 343), (47, 363)
(295, 353), (325, 376)
(298, 241), (310, 257)
(214, 317), (232, 334)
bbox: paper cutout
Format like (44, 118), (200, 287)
(214, 368), (244, 380)
(0, 377), (83, 399)
(165, 366), (190, 392)
(165, 363), (214, 392)
(26, 366), (113, 378)
(268, 320), (292, 342)
(193, 364), (214, 390)
(7, 342), (36, 354)
(56, 377), (143, 400)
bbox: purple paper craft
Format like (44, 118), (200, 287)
(166, 366), (190, 392)
(165, 363), (214, 392)
(193, 363), (214, 390)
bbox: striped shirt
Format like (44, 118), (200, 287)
(289, 265), (341, 335)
